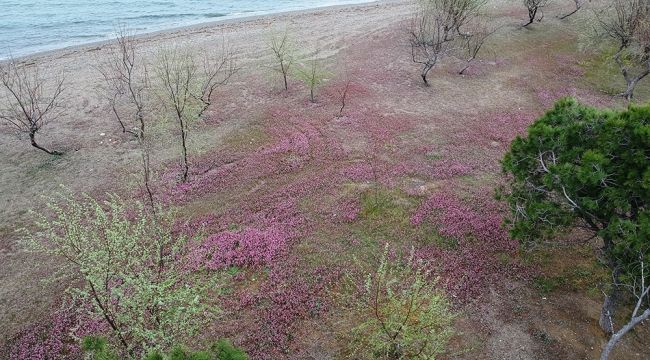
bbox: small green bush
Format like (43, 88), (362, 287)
(24, 191), (216, 356)
(84, 336), (248, 360)
(347, 245), (456, 359)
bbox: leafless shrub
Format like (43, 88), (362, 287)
(97, 27), (159, 209)
(0, 60), (64, 155)
(596, 0), (650, 100)
(523, 0), (550, 27)
(559, 0), (584, 20)
(269, 29), (295, 91)
(155, 45), (237, 183)
(410, 9), (455, 86)
(459, 21), (498, 74)
(432, 0), (487, 36)
(337, 76), (352, 117)
(98, 27), (147, 138)
(410, 0), (487, 85)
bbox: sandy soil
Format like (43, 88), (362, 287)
(1, 0), (648, 358)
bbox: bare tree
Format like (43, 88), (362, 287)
(523, 0), (550, 27)
(98, 28), (158, 210)
(559, 0), (584, 19)
(430, 0), (487, 37)
(0, 60), (64, 155)
(459, 22), (498, 74)
(155, 46), (237, 183)
(596, 0), (650, 100)
(269, 29), (295, 91)
(196, 43), (238, 118)
(601, 250), (650, 360)
(410, 0), (486, 85)
(337, 77), (352, 117)
(98, 27), (147, 138)
(410, 8), (454, 86)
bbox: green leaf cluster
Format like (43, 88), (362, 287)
(502, 97), (650, 278)
(349, 245), (456, 359)
(25, 191), (216, 357)
(83, 336), (248, 360)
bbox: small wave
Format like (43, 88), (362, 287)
(122, 13), (199, 21)
(204, 13), (226, 18)
(71, 34), (107, 39)
(37, 19), (108, 30)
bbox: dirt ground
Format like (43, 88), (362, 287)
(1, 0), (648, 358)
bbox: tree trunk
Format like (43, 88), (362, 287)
(111, 100), (127, 134)
(29, 131), (61, 155)
(180, 125), (189, 183)
(283, 71), (289, 91)
(559, 7), (580, 20)
(622, 82), (635, 101)
(88, 280), (131, 354)
(459, 61), (471, 75)
(141, 148), (155, 213)
(524, 8), (537, 27)
(599, 287), (619, 334)
(421, 65), (433, 86)
(621, 71), (649, 101)
(601, 308), (650, 360)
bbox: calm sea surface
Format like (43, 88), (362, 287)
(0, 0), (374, 59)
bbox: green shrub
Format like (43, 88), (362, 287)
(84, 336), (248, 360)
(24, 191), (217, 356)
(501, 97), (650, 332)
(348, 245), (456, 359)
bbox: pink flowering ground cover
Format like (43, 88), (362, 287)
(9, 301), (108, 360)
(186, 226), (290, 270)
(410, 189), (527, 303)
(153, 36), (567, 355)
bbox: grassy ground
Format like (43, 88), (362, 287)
(1, 0), (649, 359)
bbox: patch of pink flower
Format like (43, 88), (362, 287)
(9, 301), (107, 360)
(187, 225), (289, 270)
(339, 161), (375, 182)
(232, 264), (336, 359)
(410, 191), (507, 244)
(320, 196), (361, 223)
(410, 190), (524, 303)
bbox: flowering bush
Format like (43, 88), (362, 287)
(23, 192), (213, 357)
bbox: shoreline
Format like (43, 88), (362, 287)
(8, 0), (385, 64)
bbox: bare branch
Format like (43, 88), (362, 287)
(0, 59), (65, 155)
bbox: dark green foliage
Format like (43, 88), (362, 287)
(501, 97), (649, 285)
(84, 337), (248, 360)
(82, 336), (108, 352)
(82, 336), (120, 360)
(211, 339), (249, 360)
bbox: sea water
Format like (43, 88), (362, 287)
(0, 0), (374, 59)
